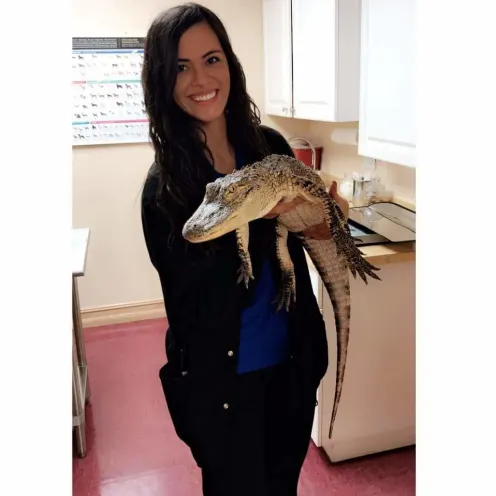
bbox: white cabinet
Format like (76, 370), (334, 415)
(313, 261), (416, 461)
(262, 0), (293, 117)
(262, 0), (361, 122)
(358, 0), (416, 167)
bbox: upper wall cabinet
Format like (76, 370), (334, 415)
(262, 0), (362, 122)
(358, 0), (416, 167)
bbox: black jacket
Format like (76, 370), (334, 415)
(141, 125), (328, 463)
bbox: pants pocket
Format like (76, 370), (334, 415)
(158, 362), (191, 446)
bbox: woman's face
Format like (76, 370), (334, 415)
(173, 22), (231, 124)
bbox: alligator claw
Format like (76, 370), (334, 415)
(275, 270), (296, 311)
(237, 262), (254, 287)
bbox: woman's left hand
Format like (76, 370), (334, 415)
(301, 181), (349, 240)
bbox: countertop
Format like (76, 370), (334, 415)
(314, 170), (416, 266)
(305, 241), (415, 270)
(357, 241), (415, 265)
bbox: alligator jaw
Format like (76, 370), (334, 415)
(182, 211), (240, 243)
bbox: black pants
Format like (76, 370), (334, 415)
(199, 360), (317, 496)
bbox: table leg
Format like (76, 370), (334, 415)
(72, 276), (90, 402)
(73, 329), (86, 458)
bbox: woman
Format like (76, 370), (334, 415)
(140, 3), (349, 495)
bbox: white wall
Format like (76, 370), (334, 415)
(72, 0), (415, 310)
(307, 121), (416, 205)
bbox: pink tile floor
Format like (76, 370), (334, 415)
(73, 318), (415, 495)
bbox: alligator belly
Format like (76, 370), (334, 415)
(279, 203), (325, 233)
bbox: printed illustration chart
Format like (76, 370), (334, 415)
(72, 37), (150, 146)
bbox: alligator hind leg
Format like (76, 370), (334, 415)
(235, 225), (254, 287)
(275, 221), (296, 311)
(315, 188), (381, 283)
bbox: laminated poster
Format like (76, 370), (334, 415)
(72, 37), (150, 146)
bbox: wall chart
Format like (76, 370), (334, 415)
(72, 37), (150, 146)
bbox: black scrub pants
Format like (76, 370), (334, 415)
(200, 360), (317, 496)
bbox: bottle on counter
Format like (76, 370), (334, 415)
(338, 173), (354, 202)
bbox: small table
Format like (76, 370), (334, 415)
(72, 228), (91, 458)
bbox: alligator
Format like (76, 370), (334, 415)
(182, 153), (381, 439)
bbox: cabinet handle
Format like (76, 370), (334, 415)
(282, 107), (287, 113)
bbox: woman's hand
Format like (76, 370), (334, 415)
(263, 181), (349, 240)
(302, 181), (349, 239)
(263, 196), (306, 219)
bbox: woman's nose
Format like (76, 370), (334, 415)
(190, 65), (209, 86)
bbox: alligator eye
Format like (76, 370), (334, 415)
(224, 184), (237, 197)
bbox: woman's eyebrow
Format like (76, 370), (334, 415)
(178, 49), (222, 62)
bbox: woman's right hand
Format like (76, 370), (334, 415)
(262, 182), (349, 240)
(263, 197), (306, 219)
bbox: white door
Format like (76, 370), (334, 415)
(262, 0), (293, 117)
(291, 0), (337, 121)
(358, 0), (416, 167)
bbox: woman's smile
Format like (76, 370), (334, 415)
(189, 89), (219, 104)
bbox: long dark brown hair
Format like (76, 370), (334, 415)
(141, 2), (269, 249)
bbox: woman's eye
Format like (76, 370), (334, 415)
(177, 64), (187, 72)
(206, 56), (220, 65)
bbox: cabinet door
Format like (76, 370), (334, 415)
(291, 0), (337, 121)
(262, 0), (293, 117)
(321, 261), (415, 461)
(292, 0), (361, 122)
(358, 0), (416, 167)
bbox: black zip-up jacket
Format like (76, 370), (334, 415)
(141, 125), (328, 465)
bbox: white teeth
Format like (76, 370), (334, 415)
(192, 91), (216, 102)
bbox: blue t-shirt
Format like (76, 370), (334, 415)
(213, 150), (289, 374)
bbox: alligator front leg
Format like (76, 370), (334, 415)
(275, 221), (296, 311)
(235, 224), (254, 287)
